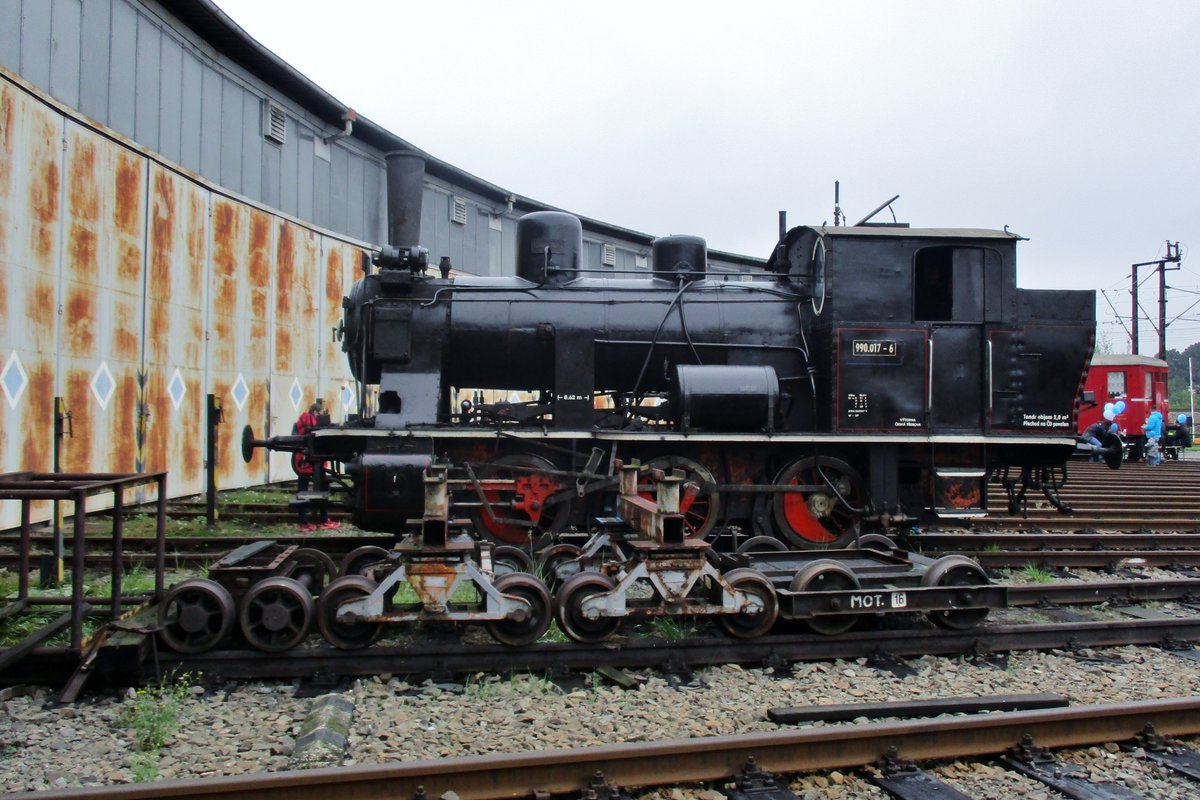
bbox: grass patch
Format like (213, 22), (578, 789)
(647, 615), (699, 640)
(539, 621), (569, 644)
(118, 670), (198, 782)
(1017, 563), (1055, 584)
(465, 672), (558, 699)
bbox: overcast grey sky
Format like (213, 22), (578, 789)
(213, 0), (1199, 353)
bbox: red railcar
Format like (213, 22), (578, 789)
(1078, 355), (1169, 446)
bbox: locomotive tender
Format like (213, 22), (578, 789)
(247, 155), (1096, 551)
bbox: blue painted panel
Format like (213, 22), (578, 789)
(49, 0), (81, 108)
(78, 0), (111, 123)
(261, 127), (280, 209)
(107, 0), (136, 137)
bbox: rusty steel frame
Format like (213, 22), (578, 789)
(0, 471), (166, 657)
(22, 697), (1200, 800)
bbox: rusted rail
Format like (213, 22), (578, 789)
(28, 697), (1200, 800)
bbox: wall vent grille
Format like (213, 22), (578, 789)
(262, 100), (287, 145)
(602, 243), (617, 267)
(451, 196), (468, 225)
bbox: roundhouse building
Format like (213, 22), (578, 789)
(0, 0), (765, 527)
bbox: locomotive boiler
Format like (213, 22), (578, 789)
(243, 155), (1097, 553)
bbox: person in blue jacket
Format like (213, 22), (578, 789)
(1143, 411), (1164, 466)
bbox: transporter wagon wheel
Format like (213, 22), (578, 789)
(789, 559), (861, 635)
(921, 555), (991, 630)
(470, 454), (571, 549)
(640, 456), (721, 540)
(536, 543), (583, 591)
(238, 577), (315, 653)
(855, 533), (897, 554)
(492, 545), (534, 576)
(283, 548), (338, 595)
(735, 535), (788, 554)
(555, 572), (621, 643)
(338, 545), (390, 578)
(317, 575), (383, 650)
(485, 573), (553, 646)
(158, 578), (236, 654)
(719, 568), (779, 638)
(771, 457), (864, 549)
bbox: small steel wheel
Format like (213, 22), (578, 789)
(338, 545), (389, 578)
(317, 575), (383, 650)
(492, 545), (534, 577)
(790, 559), (861, 635)
(555, 572), (621, 643)
(921, 555), (991, 630)
(719, 568), (779, 639)
(158, 578), (236, 653)
(536, 543), (583, 591)
(736, 535), (789, 554)
(284, 547), (338, 595)
(855, 533), (897, 553)
(239, 577), (315, 653)
(485, 573), (553, 646)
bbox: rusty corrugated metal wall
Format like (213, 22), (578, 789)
(0, 68), (367, 528)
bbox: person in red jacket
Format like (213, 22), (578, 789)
(293, 401), (340, 531)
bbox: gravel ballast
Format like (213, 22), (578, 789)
(3, 644), (1200, 796)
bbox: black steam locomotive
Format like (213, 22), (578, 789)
(200, 157), (1094, 652)
(246, 173), (1094, 551)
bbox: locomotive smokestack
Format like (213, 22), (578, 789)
(386, 152), (426, 247)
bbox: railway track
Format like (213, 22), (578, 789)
(979, 458), (1200, 530)
(24, 696), (1200, 799)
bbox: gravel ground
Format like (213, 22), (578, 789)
(2, 560), (1199, 795)
(3, 643), (1200, 796)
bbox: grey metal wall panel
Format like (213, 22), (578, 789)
(19, 0), (52, 91)
(311, 148), (328, 227)
(363, 157), (383, 244)
(79, 0), (111, 123)
(279, 117), (298, 216)
(346, 152), (365, 242)
(158, 36), (183, 165)
(49, 0), (82, 109)
(0, 2), (19, 73)
(219, 75), (242, 190)
(198, 64), (220, 177)
(261, 133), (280, 210)
(107, 0), (136, 138)
(240, 91), (260, 198)
(134, 13), (161, 151)
(178, 49), (201, 172)
(329, 144), (348, 234)
(298, 134), (315, 221)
